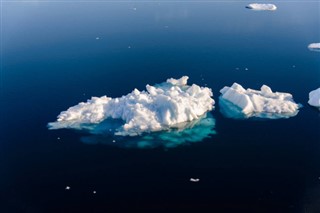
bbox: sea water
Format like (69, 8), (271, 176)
(1, 1), (320, 212)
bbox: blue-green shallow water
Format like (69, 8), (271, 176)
(1, 1), (320, 212)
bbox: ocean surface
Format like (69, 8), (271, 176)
(1, 1), (320, 212)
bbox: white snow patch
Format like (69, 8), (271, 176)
(48, 76), (214, 136)
(219, 83), (300, 119)
(246, 3), (277, 11)
(308, 88), (320, 108)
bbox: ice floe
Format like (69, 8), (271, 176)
(190, 178), (200, 182)
(308, 88), (320, 108)
(48, 76), (215, 136)
(308, 43), (320, 52)
(219, 83), (300, 119)
(246, 3), (277, 11)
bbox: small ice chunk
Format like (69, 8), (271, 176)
(96, 37), (100, 40)
(65, 186), (71, 190)
(93, 190), (97, 194)
(166, 76), (188, 86)
(308, 88), (320, 108)
(190, 178), (200, 182)
(308, 43), (320, 52)
(219, 83), (300, 119)
(112, 140), (116, 143)
(246, 3), (277, 11)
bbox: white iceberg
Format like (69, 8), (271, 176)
(219, 83), (300, 119)
(48, 76), (215, 136)
(246, 3), (277, 11)
(308, 43), (320, 52)
(308, 88), (320, 108)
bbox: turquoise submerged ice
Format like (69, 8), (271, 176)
(81, 113), (216, 149)
(48, 76), (215, 136)
(219, 83), (300, 119)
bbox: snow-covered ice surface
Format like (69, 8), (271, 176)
(48, 76), (215, 136)
(308, 43), (320, 52)
(308, 88), (320, 108)
(219, 83), (300, 119)
(246, 3), (277, 11)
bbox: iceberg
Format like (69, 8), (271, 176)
(48, 76), (215, 136)
(308, 43), (320, 52)
(219, 83), (300, 119)
(246, 3), (277, 11)
(308, 88), (320, 108)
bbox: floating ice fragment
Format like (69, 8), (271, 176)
(246, 3), (277, 11)
(93, 191), (97, 194)
(190, 178), (200, 182)
(96, 37), (100, 40)
(48, 76), (214, 136)
(308, 88), (320, 108)
(219, 83), (300, 119)
(65, 186), (71, 190)
(308, 43), (320, 52)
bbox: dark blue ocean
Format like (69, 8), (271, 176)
(1, 1), (320, 212)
